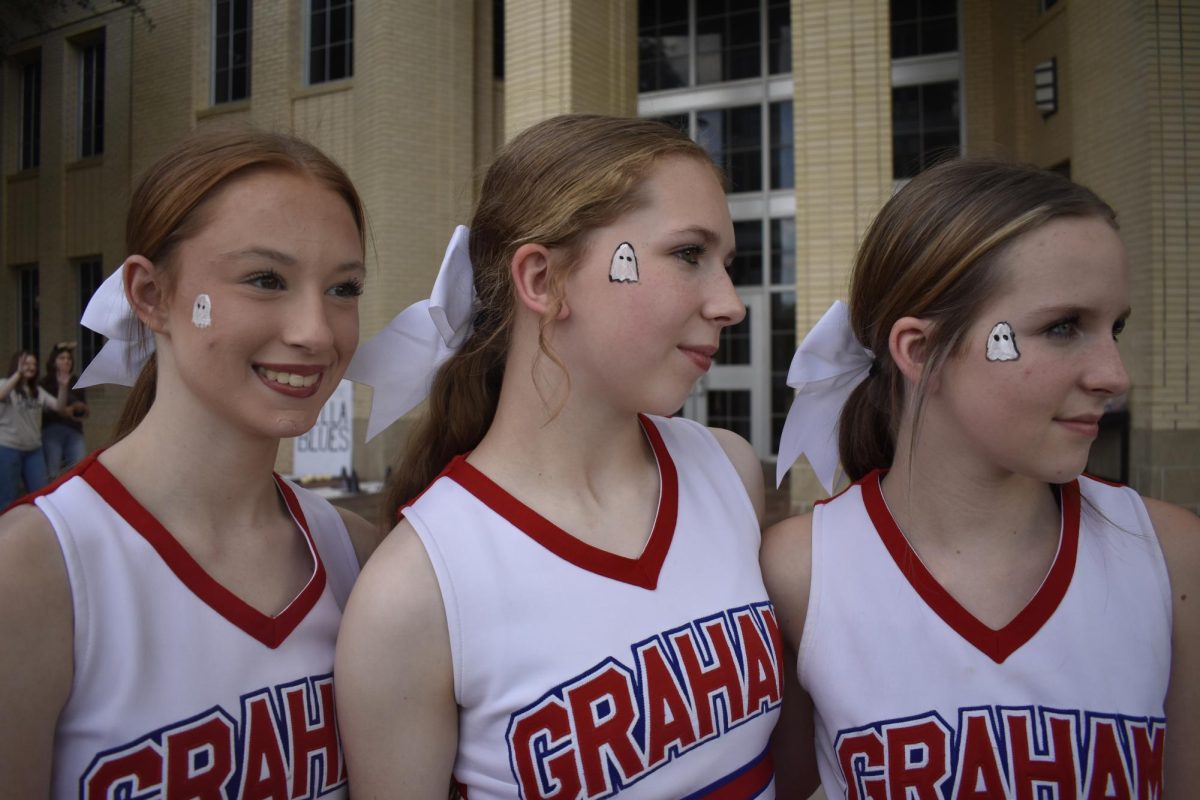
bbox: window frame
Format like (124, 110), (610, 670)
(212, 0), (252, 104)
(306, 0), (354, 86)
(77, 34), (106, 159)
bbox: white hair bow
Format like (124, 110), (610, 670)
(75, 264), (153, 389)
(775, 300), (875, 493)
(345, 225), (475, 440)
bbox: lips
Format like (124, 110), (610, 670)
(1054, 414), (1102, 437)
(255, 364), (324, 398)
(679, 345), (718, 372)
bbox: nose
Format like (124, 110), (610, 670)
(704, 269), (746, 328)
(1085, 336), (1131, 397)
(282, 289), (337, 353)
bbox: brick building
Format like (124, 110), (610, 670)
(2, 0), (1197, 510)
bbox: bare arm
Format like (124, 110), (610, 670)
(0, 366), (23, 402)
(1145, 497), (1200, 793)
(335, 519), (458, 798)
(0, 505), (74, 795)
(709, 426), (765, 523)
(760, 512), (821, 797)
(334, 506), (384, 568)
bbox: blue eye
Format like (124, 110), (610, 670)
(1045, 316), (1080, 339)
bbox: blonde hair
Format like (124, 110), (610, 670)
(114, 126), (366, 440)
(384, 114), (721, 520)
(840, 158), (1117, 480)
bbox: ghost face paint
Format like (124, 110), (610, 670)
(555, 155), (744, 416)
(985, 322), (1019, 361)
(609, 242), (639, 283)
(926, 216), (1130, 484)
(159, 168), (364, 440)
(192, 294), (213, 328)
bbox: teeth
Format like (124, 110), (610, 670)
(258, 368), (320, 388)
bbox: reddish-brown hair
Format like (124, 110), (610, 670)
(114, 126), (366, 439)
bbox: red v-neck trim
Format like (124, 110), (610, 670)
(79, 458), (327, 649)
(444, 414), (678, 590)
(860, 469), (1079, 664)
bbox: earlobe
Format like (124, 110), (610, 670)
(124, 255), (169, 334)
(511, 243), (569, 320)
(888, 316), (932, 387)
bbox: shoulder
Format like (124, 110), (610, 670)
(1143, 497), (1200, 589)
(342, 519), (445, 633)
(707, 426), (765, 522)
(334, 506), (383, 568)
(760, 512), (813, 646)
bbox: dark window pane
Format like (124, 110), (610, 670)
(707, 390), (752, 441)
(717, 314), (752, 365)
(922, 17), (957, 54)
(891, 0), (919, 22)
(923, 0), (957, 17)
(891, 21), (918, 58)
(770, 291), (796, 452)
(768, 3), (792, 73)
(770, 219), (795, 285)
(770, 101), (793, 190)
(233, 0), (249, 29)
(731, 220), (763, 286)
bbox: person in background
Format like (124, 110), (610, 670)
(0, 350), (68, 507)
(40, 343), (89, 478)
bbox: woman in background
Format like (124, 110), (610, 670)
(40, 343), (89, 478)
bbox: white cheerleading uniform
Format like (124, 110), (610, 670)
(800, 471), (1171, 800)
(24, 452), (360, 800)
(404, 414), (782, 800)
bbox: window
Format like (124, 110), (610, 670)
(78, 259), (104, 369)
(770, 290), (795, 448)
(695, 0), (761, 85)
(493, 0), (504, 79)
(707, 390), (752, 441)
(890, 0), (957, 59)
(639, 0), (688, 92)
(639, 1), (790, 93)
(308, 0), (353, 84)
(19, 54), (42, 169)
(767, 0), (791, 74)
(78, 36), (105, 158)
(213, 0), (251, 103)
(892, 80), (959, 179)
(729, 220), (764, 286)
(769, 100), (793, 190)
(697, 105), (762, 192)
(1040, 0), (1060, 11)
(17, 265), (40, 355)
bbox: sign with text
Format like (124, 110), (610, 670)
(292, 380), (354, 478)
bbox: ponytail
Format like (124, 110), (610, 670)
(114, 353), (157, 441)
(383, 332), (507, 524)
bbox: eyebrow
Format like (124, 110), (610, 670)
(666, 225), (737, 259)
(223, 246), (364, 272)
(1029, 303), (1132, 320)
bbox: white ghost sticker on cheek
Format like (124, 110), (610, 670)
(192, 294), (213, 329)
(609, 242), (639, 283)
(985, 321), (1020, 361)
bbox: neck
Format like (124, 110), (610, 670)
(100, 386), (283, 533)
(884, 417), (1062, 552)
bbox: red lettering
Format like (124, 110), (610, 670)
(735, 610), (781, 716)
(1005, 710), (1079, 800)
(164, 714), (236, 800)
(240, 694), (289, 800)
(509, 700), (582, 800)
(637, 641), (698, 766)
(885, 718), (950, 799)
(83, 744), (162, 799)
(952, 711), (1008, 799)
(672, 620), (745, 738)
(565, 664), (644, 798)
(836, 729), (887, 800)
(283, 680), (342, 797)
(1126, 720), (1165, 800)
(1084, 718), (1132, 799)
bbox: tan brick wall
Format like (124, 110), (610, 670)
(504, 0), (636, 139)
(787, 0), (893, 510)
